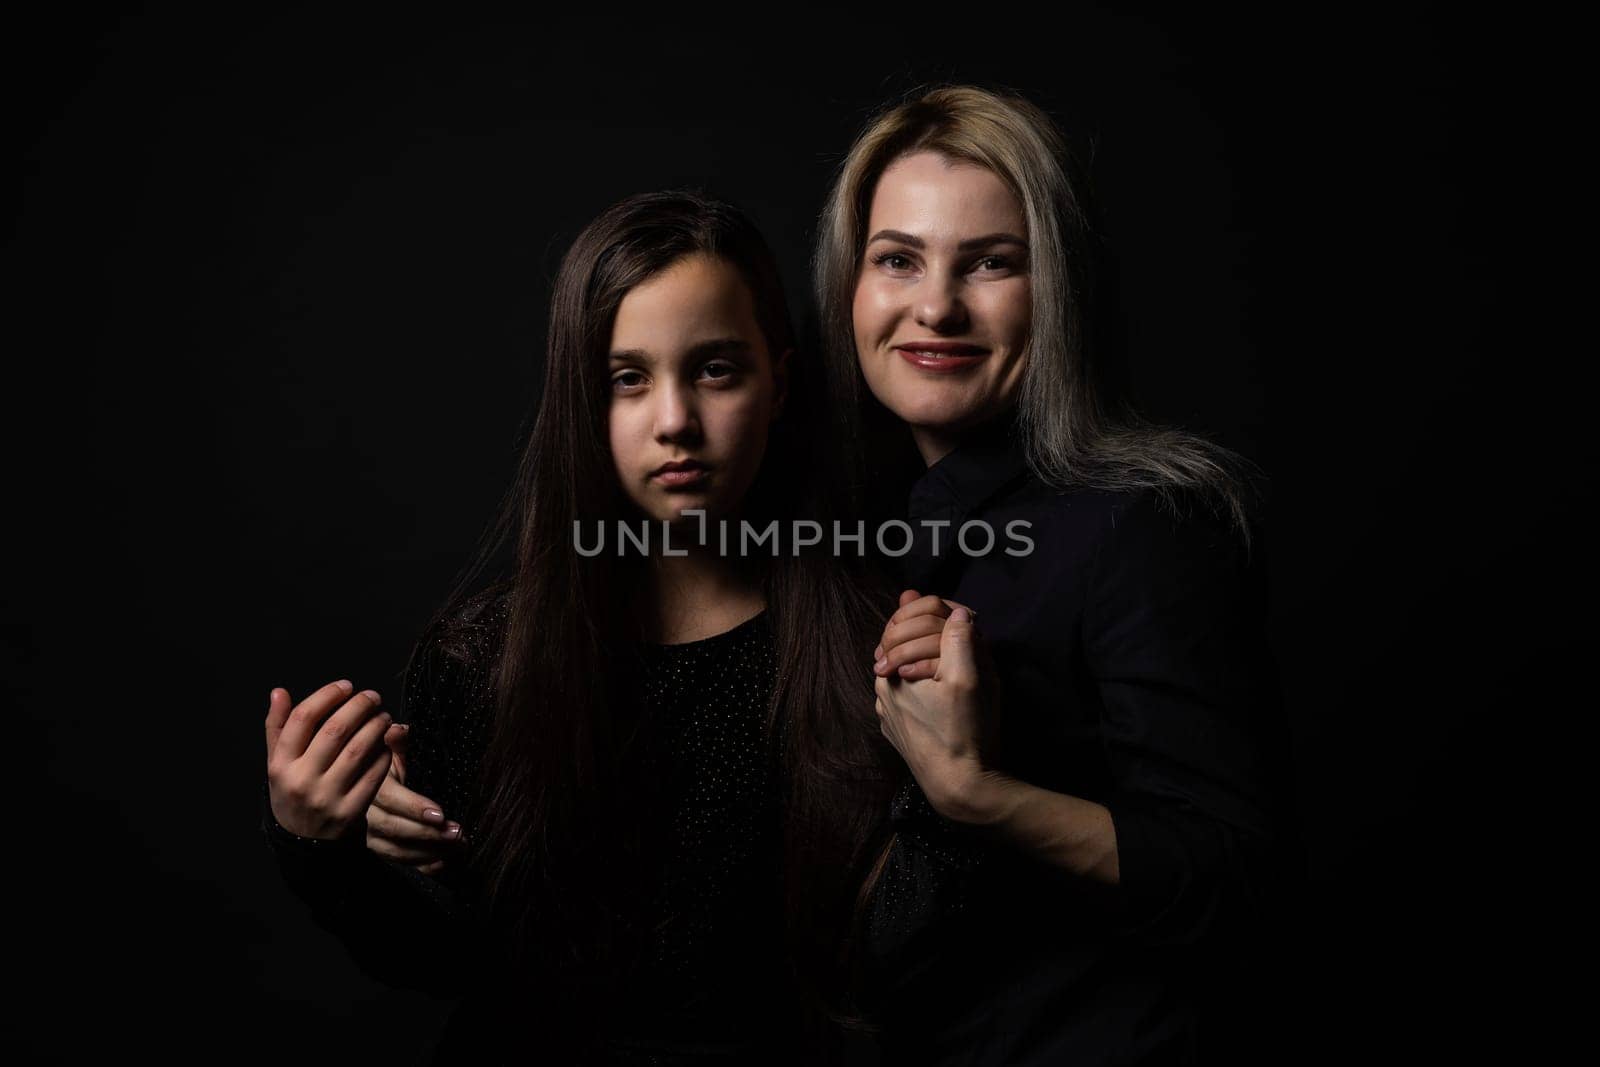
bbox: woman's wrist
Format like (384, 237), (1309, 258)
(922, 762), (1021, 826)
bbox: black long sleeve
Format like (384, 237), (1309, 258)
(1086, 490), (1282, 947)
(260, 624), (489, 996)
(861, 415), (1292, 1065)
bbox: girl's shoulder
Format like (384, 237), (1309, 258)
(422, 581), (514, 668)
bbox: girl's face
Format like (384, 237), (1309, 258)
(851, 151), (1032, 464)
(608, 253), (787, 526)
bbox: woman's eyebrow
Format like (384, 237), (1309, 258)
(865, 229), (1029, 251)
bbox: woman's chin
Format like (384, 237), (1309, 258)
(882, 396), (987, 438)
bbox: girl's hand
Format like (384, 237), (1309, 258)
(873, 589), (974, 680)
(364, 722), (464, 876)
(875, 607), (1007, 824)
(264, 681), (393, 840)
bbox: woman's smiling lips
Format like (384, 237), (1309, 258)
(651, 459), (711, 487)
(893, 340), (992, 372)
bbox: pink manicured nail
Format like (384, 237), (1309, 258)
(443, 823), (462, 839)
(422, 808), (443, 823)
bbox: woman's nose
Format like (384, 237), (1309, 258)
(914, 270), (969, 332)
(653, 382), (702, 443)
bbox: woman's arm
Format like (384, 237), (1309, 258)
(875, 492), (1287, 947)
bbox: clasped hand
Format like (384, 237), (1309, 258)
(872, 590), (1004, 824)
(264, 682), (463, 875)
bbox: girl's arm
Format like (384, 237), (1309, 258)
(262, 622), (496, 995)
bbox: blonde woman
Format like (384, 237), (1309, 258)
(823, 86), (1294, 1065)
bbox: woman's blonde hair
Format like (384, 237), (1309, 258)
(813, 84), (1255, 538)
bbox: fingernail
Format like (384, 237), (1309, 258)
(398, 723), (410, 732)
(267, 688), (278, 703)
(423, 808), (444, 823)
(361, 689), (382, 703)
(335, 679), (353, 693)
(874, 657), (888, 673)
(443, 823), (462, 839)
(873, 646), (883, 660)
(951, 607), (970, 622)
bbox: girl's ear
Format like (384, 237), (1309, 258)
(771, 348), (792, 420)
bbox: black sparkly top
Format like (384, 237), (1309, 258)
(262, 592), (807, 1063)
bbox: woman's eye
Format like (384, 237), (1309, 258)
(699, 362), (737, 383)
(872, 251), (915, 272)
(611, 371), (646, 392)
(973, 255), (1012, 272)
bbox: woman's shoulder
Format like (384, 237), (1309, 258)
(1030, 481), (1253, 557)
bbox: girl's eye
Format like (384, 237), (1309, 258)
(699, 362), (737, 383)
(872, 251), (915, 272)
(611, 370), (646, 392)
(973, 255), (1013, 272)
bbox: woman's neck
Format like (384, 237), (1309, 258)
(642, 543), (764, 644)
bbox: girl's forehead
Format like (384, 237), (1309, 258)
(610, 256), (766, 358)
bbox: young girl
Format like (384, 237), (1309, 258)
(261, 190), (899, 1064)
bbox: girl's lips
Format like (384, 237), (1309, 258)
(654, 467), (710, 487)
(894, 345), (991, 372)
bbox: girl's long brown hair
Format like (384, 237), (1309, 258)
(411, 190), (896, 1027)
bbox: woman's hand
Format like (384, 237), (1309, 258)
(875, 606), (1010, 824)
(264, 680), (393, 840)
(364, 722), (464, 877)
(873, 589), (972, 680)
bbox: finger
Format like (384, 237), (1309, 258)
(366, 831), (456, 865)
(384, 721), (410, 784)
(887, 594), (951, 628)
(371, 774), (449, 828)
(876, 594), (950, 660)
(322, 706), (394, 793)
(935, 605), (979, 687)
(368, 805), (463, 851)
(371, 773), (446, 827)
(895, 657), (941, 681)
(880, 635), (943, 675)
(264, 688), (292, 762)
(277, 679), (356, 761)
(337, 742), (393, 823)
(880, 614), (949, 657)
(418, 860), (447, 877)
(303, 689), (387, 775)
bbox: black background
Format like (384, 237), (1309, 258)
(9, 8), (1564, 1063)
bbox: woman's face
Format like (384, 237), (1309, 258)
(851, 151), (1031, 464)
(608, 253), (787, 526)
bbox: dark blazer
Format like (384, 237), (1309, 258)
(864, 417), (1296, 1066)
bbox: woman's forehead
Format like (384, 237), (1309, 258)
(868, 152), (1026, 242)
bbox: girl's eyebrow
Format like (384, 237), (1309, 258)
(866, 228), (1029, 252)
(609, 338), (753, 363)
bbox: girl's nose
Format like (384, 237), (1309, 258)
(653, 382), (702, 443)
